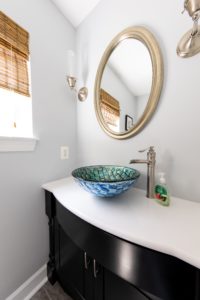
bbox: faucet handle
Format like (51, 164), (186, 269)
(138, 146), (154, 153)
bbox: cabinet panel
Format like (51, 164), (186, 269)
(84, 257), (94, 300)
(93, 260), (104, 300)
(58, 225), (84, 300)
(104, 269), (149, 300)
(84, 256), (104, 300)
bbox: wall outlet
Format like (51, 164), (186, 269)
(60, 146), (69, 160)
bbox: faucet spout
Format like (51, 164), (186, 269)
(130, 146), (156, 199)
(129, 159), (148, 164)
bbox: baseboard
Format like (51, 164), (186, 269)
(6, 264), (48, 300)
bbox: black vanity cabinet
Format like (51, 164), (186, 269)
(45, 191), (200, 300)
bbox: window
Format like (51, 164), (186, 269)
(0, 11), (33, 138)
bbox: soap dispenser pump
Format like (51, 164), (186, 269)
(154, 172), (170, 206)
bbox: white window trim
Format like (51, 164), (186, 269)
(0, 136), (38, 152)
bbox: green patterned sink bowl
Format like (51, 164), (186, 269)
(72, 165), (140, 198)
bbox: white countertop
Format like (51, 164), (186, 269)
(42, 177), (200, 269)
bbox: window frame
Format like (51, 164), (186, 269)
(0, 11), (37, 151)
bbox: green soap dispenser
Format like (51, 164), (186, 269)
(154, 172), (170, 206)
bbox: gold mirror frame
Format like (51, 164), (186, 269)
(94, 26), (164, 139)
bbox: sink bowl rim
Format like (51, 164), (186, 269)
(72, 165), (140, 183)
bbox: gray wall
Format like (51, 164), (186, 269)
(0, 0), (77, 299)
(76, 0), (200, 202)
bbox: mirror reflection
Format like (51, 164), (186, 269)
(100, 39), (152, 133)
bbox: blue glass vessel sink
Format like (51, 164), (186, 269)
(72, 165), (140, 198)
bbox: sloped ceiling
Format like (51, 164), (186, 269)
(51, 0), (101, 27)
(51, 0), (152, 97)
(108, 39), (152, 97)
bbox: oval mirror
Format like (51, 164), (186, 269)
(94, 26), (163, 139)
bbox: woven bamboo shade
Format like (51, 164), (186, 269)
(0, 11), (30, 96)
(100, 89), (120, 114)
(100, 89), (120, 127)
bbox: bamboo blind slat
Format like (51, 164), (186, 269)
(100, 102), (119, 126)
(0, 11), (30, 97)
(100, 89), (120, 115)
(0, 11), (29, 58)
(100, 89), (120, 127)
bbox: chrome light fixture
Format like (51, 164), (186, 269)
(66, 50), (88, 101)
(177, 0), (200, 58)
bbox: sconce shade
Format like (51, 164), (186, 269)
(67, 50), (75, 76)
(66, 49), (88, 101)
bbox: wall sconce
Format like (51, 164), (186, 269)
(66, 50), (88, 101)
(177, 0), (200, 58)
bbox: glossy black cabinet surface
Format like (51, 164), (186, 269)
(58, 225), (84, 300)
(104, 269), (148, 300)
(45, 191), (200, 300)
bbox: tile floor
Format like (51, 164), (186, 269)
(31, 281), (73, 300)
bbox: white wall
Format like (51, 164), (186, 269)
(76, 0), (200, 202)
(136, 94), (149, 121)
(0, 1), (76, 299)
(101, 65), (136, 131)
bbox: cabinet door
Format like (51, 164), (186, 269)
(84, 255), (104, 300)
(57, 225), (84, 300)
(104, 269), (150, 300)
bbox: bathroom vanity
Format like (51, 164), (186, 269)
(43, 177), (200, 300)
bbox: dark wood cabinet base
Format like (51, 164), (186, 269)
(45, 191), (200, 300)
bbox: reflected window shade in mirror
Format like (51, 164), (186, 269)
(94, 26), (163, 139)
(100, 89), (120, 129)
(0, 11), (30, 96)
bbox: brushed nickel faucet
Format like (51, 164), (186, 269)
(130, 146), (156, 198)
